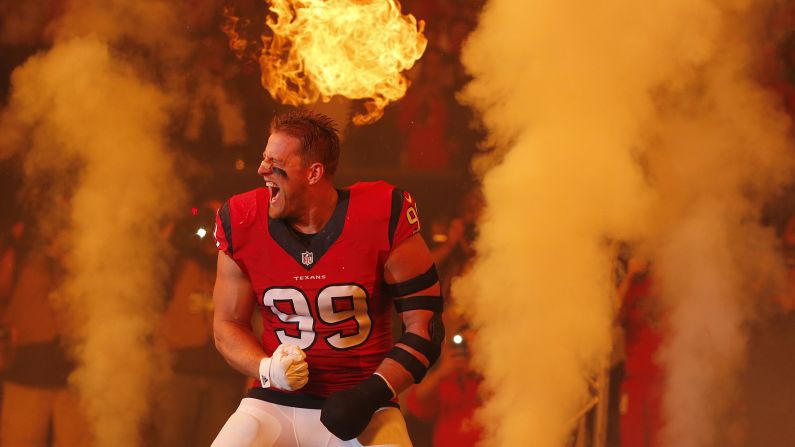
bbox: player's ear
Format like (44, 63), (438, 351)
(307, 161), (325, 185)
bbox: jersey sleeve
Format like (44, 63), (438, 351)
(389, 188), (422, 248)
(213, 201), (234, 256)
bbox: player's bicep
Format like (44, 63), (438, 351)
(213, 251), (255, 327)
(384, 234), (439, 294)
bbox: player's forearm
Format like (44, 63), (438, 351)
(213, 320), (266, 378)
(375, 358), (415, 397)
(375, 322), (435, 397)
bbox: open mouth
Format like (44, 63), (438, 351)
(266, 181), (281, 203)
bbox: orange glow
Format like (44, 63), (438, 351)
(243, 0), (426, 125)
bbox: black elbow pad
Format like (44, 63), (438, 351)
(428, 312), (445, 364)
(387, 315), (445, 383)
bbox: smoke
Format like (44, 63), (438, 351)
(1, 36), (179, 446)
(647, 21), (794, 445)
(653, 206), (756, 447)
(457, 0), (793, 446)
(0, 1), (242, 445)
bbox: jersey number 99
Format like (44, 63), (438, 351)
(262, 284), (372, 350)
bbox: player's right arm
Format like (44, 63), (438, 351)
(213, 198), (309, 390)
(213, 251), (309, 390)
(212, 251), (262, 378)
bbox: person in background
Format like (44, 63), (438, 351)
(0, 222), (24, 304)
(617, 255), (664, 447)
(738, 213), (795, 446)
(404, 321), (482, 447)
(0, 231), (91, 447)
(152, 203), (246, 447)
(0, 221), (24, 372)
(401, 190), (484, 446)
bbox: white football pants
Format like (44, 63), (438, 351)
(210, 398), (413, 447)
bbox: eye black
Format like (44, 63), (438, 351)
(273, 167), (287, 178)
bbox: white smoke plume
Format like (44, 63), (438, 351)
(0, 1), (243, 445)
(456, 0), (793, 446)
(1, 36), (179, 447)
(647, 20), (793, 444)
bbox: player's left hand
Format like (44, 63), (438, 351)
(320, 374), (393, 441)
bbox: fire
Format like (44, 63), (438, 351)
(230, 0), (427, 125)
(222, 6), (249, 60)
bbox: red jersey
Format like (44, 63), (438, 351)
(214, 181), (421, 403)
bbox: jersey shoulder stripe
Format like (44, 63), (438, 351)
(215, 188), (268, 257)
(218, 201), (233, 255)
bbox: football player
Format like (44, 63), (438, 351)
(211, 110), (444, 446)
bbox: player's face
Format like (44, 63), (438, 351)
(258, 132), (310, 220)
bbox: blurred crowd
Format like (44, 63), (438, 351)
(606, 211), (795, 447)
(0, 204), (247, 447)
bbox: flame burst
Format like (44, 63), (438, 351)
(251, 0), (426, 125)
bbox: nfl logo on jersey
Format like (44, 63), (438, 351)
(301, 251), (314, 266)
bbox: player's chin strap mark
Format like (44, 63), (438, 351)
(383, 264), (439, 297)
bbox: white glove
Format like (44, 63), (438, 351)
(259, 344), (309, 391)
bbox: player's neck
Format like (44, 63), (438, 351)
(290, 184), (338, 235)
